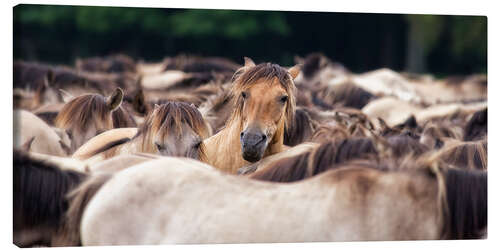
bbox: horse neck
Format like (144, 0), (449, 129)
(205, 119), (245, 173)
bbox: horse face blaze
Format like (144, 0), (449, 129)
(240, 80), (287, 162)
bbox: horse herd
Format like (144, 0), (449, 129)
(13, 53), (487, 246)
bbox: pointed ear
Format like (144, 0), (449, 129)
(59, 89), (74, 103)
(288, 64), (302, 80)
(243, 57), (255, 68)
(132, 89), (147, 115)
(154, 103), (160, 109)
(21, 137), (35, 151)
(402, 115), (418, 129)
(107, 88), (124, 111)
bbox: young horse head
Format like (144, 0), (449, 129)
(54, 88), (126, 153)
(77, 102), (211, 163)
(204, 58), (301, 173)
(136, 102), (210, 159)
(231, 59), (300, 161)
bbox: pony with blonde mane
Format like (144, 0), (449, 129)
(54, 88), (135, 153)
(73, 102), (211, 163)
(204, 58), (301, 173)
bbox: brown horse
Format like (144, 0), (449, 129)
(204, 58), (301, 173)
(73, 102), (211, 163)
(13, 150), (86, 247)
(54, 88), (135, 153)
(70, 157), (485, 244)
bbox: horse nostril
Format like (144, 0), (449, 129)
(261, 134), (267, 142)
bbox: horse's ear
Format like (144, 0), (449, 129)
(402, 115), (418, 129)
(288, 64), (302, 80)
(243, 57), (255, 68)
(154, 103), (160, 109)
(132, 88), (147, 115)
(21, 137), (35, 151)
(107, 88), (124, 111)
(59, 89), (74, 103)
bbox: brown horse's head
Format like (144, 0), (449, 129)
(229, 57), (301, 162)
(55, 88), (124, 152)
(137, 101), (210, 161)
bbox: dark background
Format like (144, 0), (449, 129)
(13, 5), (487, 76)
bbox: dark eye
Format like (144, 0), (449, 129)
(280, 95), (288, 103)
(193, 140), (202, 149)
(241, 92), (248, 99)
(66, 130), (73, 140)
(155, 142), (164, 151)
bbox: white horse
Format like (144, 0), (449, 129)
(70, 157), (485, 245)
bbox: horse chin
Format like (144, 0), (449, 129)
(242, 152), (263, 163)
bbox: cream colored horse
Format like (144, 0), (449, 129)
(14, 109), (71, 156)
(75, 157), (476, 245)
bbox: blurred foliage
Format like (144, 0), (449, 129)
(15, 6), (289, 38)
(14, 4), (486, 75)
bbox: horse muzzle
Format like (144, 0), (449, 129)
(240, 129), (268, 163)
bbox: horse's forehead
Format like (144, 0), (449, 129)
(248, 79), (286, 95)
(159, 123), (198, 141)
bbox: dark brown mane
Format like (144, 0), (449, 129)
(250, 138), (380, 182)
(229, 62), (297, 127)
(316, 82), (375, 109)
(463, 108), (487, 141)
(442, 168), (487, 239)
(284, 108), (316, 146)
(311, 122), (349, 143)
(249, 152), (312, 182)
(55, 94), (112, 132)
(309, 138), (380, 176)
(76, 54), (136, 73)
(135, 102), (210, 152)
(387, 135), (430, 158)
(301, 53), (325, 78)
(438, 140), (487, 170)
(13, 150), (86, 246)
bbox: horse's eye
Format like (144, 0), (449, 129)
(280, 95), (288, 103)
(194, 141), (202, 149)
(241, 92), (248, 99)
(155, 143), (163, 151)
